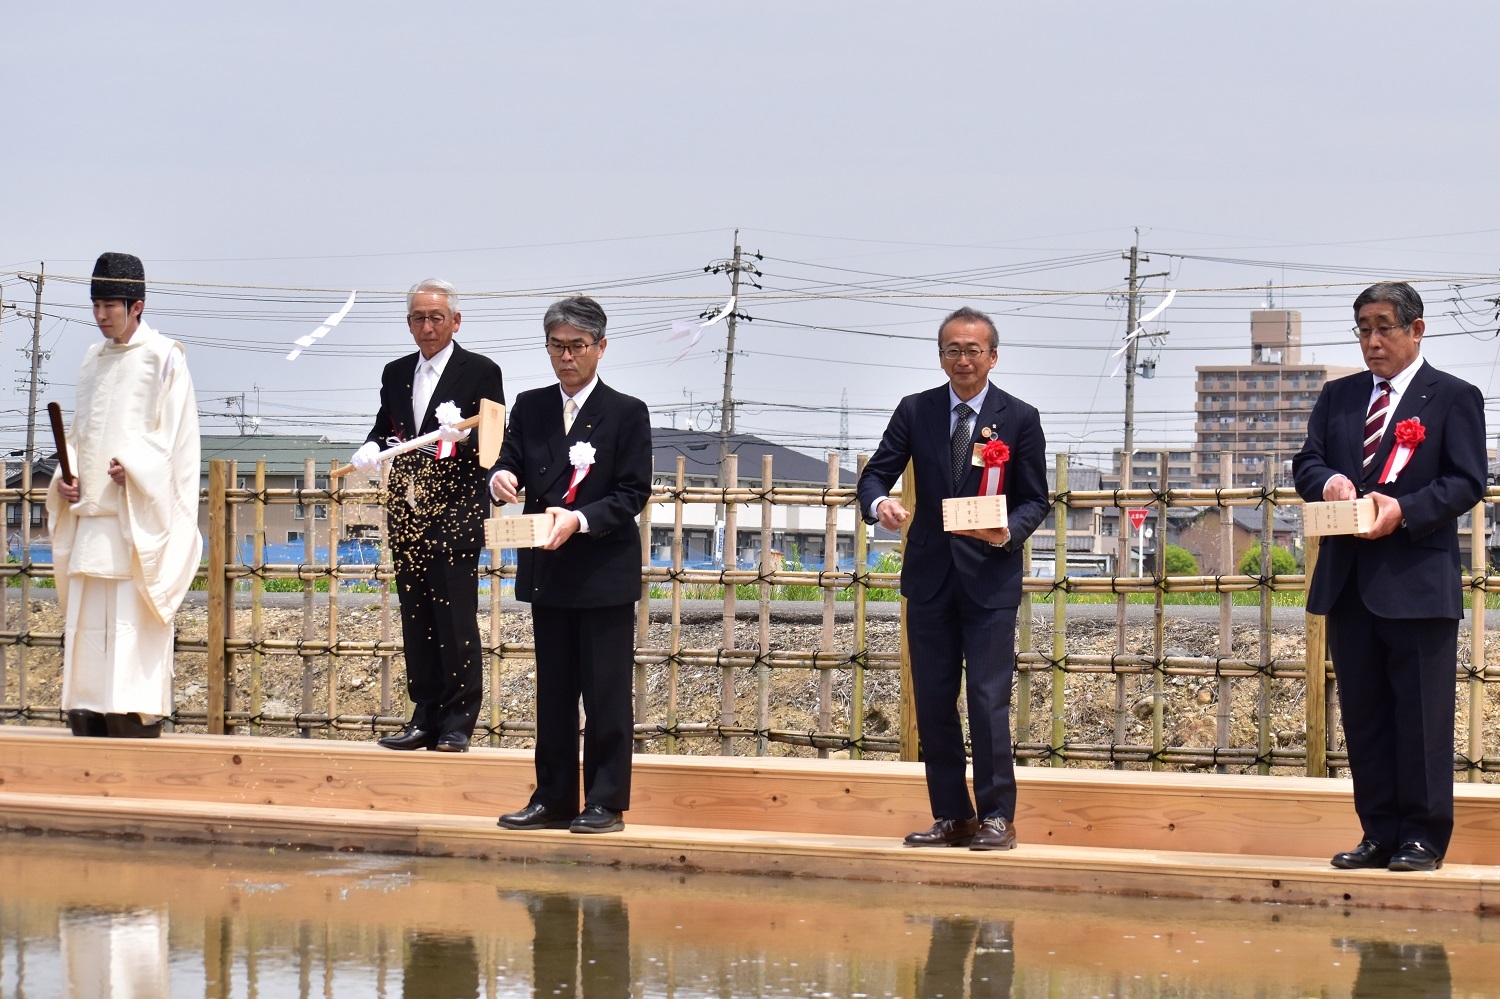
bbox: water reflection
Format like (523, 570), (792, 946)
(1344, 939), (1452, 999)
(919, 916), (1013, 999)
(0, 834), (1489, 998)
(404, 931), (479, 999)
(59, 908), (169, 998)
(518, 892), (630, 998)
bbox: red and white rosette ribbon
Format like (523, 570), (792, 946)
(979, 439), (1010, 496)
(563, 441), (597, 504)
(434, 401), (464, 460)
(1378, 417), (1425, 484)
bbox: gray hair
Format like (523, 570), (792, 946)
(938, 306), (999, 350)
(1353, 282), (1423, 327)
(406, 278), (459, 314)
(543, 296), (608, 341)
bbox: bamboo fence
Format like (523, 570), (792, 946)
(1, 451), (1497, 781)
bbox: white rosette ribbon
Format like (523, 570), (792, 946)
(564, 441), (597, 503)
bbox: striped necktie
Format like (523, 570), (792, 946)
(1362, 380), (1392, 468)
(951, 402), (974, 491)
(563, 397), (578, 434)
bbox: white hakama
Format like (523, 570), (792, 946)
(47, 321), (201, 718)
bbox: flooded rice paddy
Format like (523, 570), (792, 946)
(0, 833), (1494, 997)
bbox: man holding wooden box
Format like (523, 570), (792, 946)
(354, 278), (504, 754)
(491, 297), (652, 835)
(856, 306), (1049, 851)
(1293, 281), (1486, 873)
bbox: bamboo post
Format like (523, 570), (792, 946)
(1469, 499), (1486, 783)
(1050, 455), (1068, 767)
(488, 491), (504, 748)
(1111, 453), (1130, 769)
(223, 460), (238, 734)
(635, 458), (654, 747)
(720, 453), (738, 755)
(666, 456), (685, 754)
(851, 454), (869, 760)
(898, 460), (919, 762)
(0, 459), (9, 707)
(1257, 491), (1273, 775)
(757, 454), (773, 756)
(250, 461), (266, 733)
(1150, 455), (1167, 772)
(206, 461), (228, 735)
(300, 457), (317, 738)
(1015, 532), (1032, 766)
(378, 463), (394, 718)
(1216, 453), (1233, 773)
(1303, 533), (1327, 776)
(18, 460), (30, 721)
(325, 461), (340, 727)
(818, 453), (838, 758)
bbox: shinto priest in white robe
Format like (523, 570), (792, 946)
(46, 321), (201, 718)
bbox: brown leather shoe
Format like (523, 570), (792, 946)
(969, 816), (1018, 851)
(903, 817), (979, 848)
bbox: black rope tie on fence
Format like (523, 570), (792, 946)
(1469, 573), (1490, 593)
(1035, 743), (1070, 764)
(1453, 752), (1482, 774)
(1461, 660), (1485, 681)
(1046, 576), (1071, 595)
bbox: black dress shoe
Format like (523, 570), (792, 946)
(570, 804), (625, 834)
(497, 803), (574, 830)
(66, 710), (107, 737)
(903, 817), (979, 848)
(104, 713), (162, 739)
(1388, 841), (1443, 872)
(377, 726), (437, 751)
(970, 816), (1018, 852)
(431, 731), (470, 753)
(1330, 838), (1393, 870)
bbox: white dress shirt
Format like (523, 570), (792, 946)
(411, 341), (455, 433)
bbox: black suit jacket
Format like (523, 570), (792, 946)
(492, 380), (652, 608)
(856, 381), (1049, 609)
(1293, 360), (1485, 619)
(365, 342), (504, 563)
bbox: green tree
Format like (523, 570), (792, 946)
(1163, 544), (1199, 576)
(1239, 541), (1297, 576)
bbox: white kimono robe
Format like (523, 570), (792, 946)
(46, 322), (201, 717)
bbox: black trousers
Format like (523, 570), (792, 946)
(395, 548), (484, 737)
(530, 602), (635, 814)
(906, 570), (1019, 822)
(1327, 579), (1458, 854)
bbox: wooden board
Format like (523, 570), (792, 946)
(942, 494), (1007, 532)
(486, 512), (553, 548)
(6, 730), (1500, 866)
(2, 790), (1498, 914)
(1304, 498), (1376, 536)
(478, 398), (505, 467)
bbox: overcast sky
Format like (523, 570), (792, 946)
(4, 2), (1498, 469)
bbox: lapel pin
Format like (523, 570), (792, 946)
(981, 426), (993, 439)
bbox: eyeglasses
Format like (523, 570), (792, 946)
(939, 346), (993, 361)
(1351, 323), (1409, 341)
(407, 313), (451, 328)
(546, 338), (600, 356)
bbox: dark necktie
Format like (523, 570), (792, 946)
(951, 402), (974, 491)
(1362, 380), (1392, 469)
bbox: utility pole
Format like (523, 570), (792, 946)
(704, 230), (761, 484)
(22, 265), (45, 473)
(719, 232), (744, 471)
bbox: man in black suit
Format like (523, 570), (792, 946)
(1294, 281), (1485, 873)
(856, 306), (1049, 851)
(490, 296), (652, 834)
(352, 278), (504, 753)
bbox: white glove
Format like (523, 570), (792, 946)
(351, 441), (382, 475)
(437, 423), (471, 444)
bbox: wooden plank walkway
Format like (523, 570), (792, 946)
(2, 728), (1498, 913)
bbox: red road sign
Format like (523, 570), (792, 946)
(1127, 507), (1150, 531)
